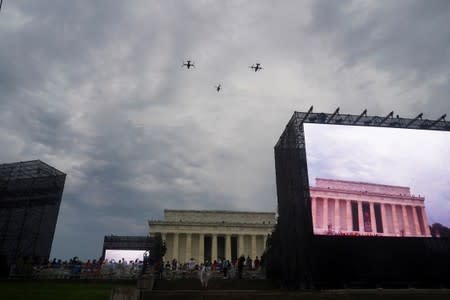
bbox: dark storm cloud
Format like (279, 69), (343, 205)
(310, 1), (450, 76)
(308, 0), (450, 114)
(1, 0), (450, 259)
(0, 0), (224, 258)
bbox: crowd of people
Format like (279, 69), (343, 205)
(160, 255), (264, 284)
(7, 254), (264, 282)
(9, 256), (147, 279)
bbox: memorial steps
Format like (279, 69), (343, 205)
(139, 289), (450, 300)
(153, 278), (278, 290)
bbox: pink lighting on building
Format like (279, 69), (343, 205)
(310, 178), (431, 237)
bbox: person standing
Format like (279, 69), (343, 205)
(142, 251), (149, 274)
(199, 264), (211, 288)
(246, 256), (252, 270)
(254, 256), (260, 270)
(222, 258), (229, 278)
(238, 255), (245, 279)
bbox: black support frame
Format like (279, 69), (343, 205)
(0, 160), (66, 265)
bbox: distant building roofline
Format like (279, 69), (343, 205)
(164, 209), (275, 215)
(315, 178), (410, 190)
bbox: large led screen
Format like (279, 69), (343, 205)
(304, 124), (450, 237)
(104, 249), (146, 263)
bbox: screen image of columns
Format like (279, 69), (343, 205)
(104, 250), (146, 263)
(304, 124), (450, 237)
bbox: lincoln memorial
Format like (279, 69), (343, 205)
(310, 178), (432, 237)
(149, 210), (276, 263)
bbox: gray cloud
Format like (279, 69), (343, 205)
(308, 0), (450, 115)
(1, 0), (449, 259)
(310, 1), (450, 76)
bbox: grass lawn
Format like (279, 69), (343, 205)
(0, 280), (135, 300)
(1, 280), (449, 300)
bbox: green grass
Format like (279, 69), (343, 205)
(1, 280), (449, 300)
(0, 280), (135, 300)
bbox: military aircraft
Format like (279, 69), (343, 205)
(182, 60), (195, 69)
(249, 63), (263, 72)
(215, 84), (221, 92)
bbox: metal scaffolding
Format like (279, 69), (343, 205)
(273, 107), (450, 288)
(103, 235), (165, 263)
(0, 160), (66, 265)
(102, 236), (154, 256)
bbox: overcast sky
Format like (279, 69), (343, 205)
(1, 1), (450, 260)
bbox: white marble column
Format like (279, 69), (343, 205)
(186, 233), (192, 261)
(238, 235), (244, 257)
(392, 205), (399, 236)
(311, 197), (317, 230)
(380, 204), (388, 234)
(251, 235), (257, 259)
(173, 233), (179, 261)
(323, 198), (328, 231)
(198, 234), (204, 263)
(263, 235), (268, 250)
(335, 199), (340, 232)
(225, 234), (231, 260)
(421, 206), (431, 236)
(370, 202), (376, 233)
(412, 206), (420, 236)
(346, 200), (352, 231)
(328, 198), (334, 231)
(401, 205), (409, 236)
(212, 234), (218, 262)
(358, 201), (364, 233)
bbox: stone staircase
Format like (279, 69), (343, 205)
(139, 288), (450, 300)
(110, 268), (450, 300)
(153, 278), (278, 290)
